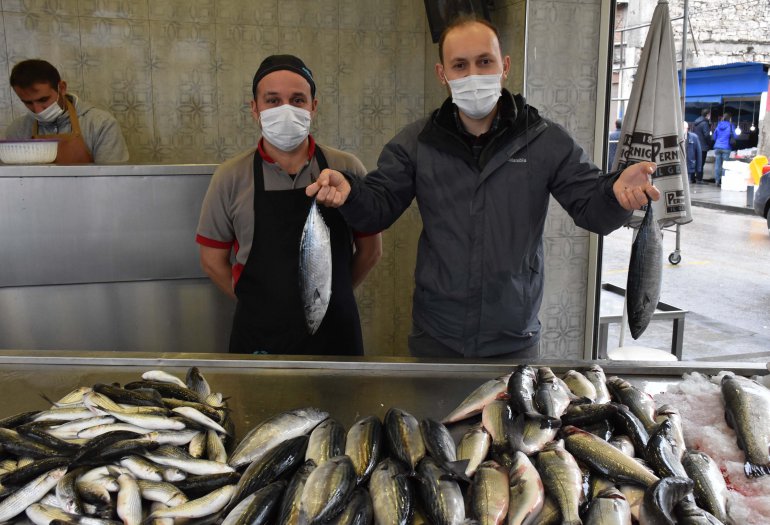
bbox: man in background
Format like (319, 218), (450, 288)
(5, 59), (128, 163)
(683, 121), (702, 184)
(608, 118), (622, 169)
(692, 108), (712, 183)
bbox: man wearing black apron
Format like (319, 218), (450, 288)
(196, 55), (382, 356)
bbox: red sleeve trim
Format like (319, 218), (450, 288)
(353, 230), (381, 238)
(196, 234), (233, 249)
(232, 262), (244, 287)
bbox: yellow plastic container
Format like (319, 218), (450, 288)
(749, 155), (768, 186)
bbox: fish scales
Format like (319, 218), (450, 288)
(369, 458), (414, 525)
(299, 199), (332, 335)
(720, 373), (770, 477)
(536, 440), (583, 525)
(626, 202), (663, 339)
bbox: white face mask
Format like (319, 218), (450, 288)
(259, 104), (312, 152)
(29, 95), (65, 123)
(447, 73), (502, 120)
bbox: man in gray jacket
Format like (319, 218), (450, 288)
(309, 17), (659, 359)
(6, 59), (128, 164)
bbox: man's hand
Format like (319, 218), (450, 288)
(306, 168), (351, 208)
(613, 161), (661, 210)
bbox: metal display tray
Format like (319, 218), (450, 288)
(0, 350), (764, 438)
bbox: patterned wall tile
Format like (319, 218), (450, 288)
(527, 0), (602, 359)
(277, 27), (340, 153)
(148, 0), (214, 23)
(339, 0), (396, 32)
(215, 23), (278, 158)
(149, 21), (218, 163)
(395, 30), (426, 130)
(2, 0), (78, 15)
(215, 0), (278, 27)
(78, 17), (152, 160)
(3, 12), (83, 120)
(278, 0), (339, 30)
(78, 0), (148, 19)
(396, 0), (425, 33)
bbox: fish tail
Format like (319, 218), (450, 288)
(744, 461), (770, 478)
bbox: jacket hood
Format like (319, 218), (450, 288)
(715, 120), (732, 132)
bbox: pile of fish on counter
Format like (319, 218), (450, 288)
(0, 365), (765, 524)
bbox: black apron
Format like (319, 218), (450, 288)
(229, 147), (363, 356)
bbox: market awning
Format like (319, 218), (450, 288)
(678, 62), (769, 103)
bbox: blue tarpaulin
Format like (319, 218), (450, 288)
(678, 62), (769, 102)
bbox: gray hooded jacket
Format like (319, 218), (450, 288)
(5, 94), (129, 163)
(341, 91), (631, 357)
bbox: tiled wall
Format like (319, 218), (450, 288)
(0, 0), (604, 360)
(527, 0), (604, 360)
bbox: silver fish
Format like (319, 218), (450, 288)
(721, 373), (770, 477)
(207, 429), (228, 463)
(639, 477), (693, 525)
(186, 367), (213, 400)
(120, 455), (164, 481)
(326, 488), (373, 525)
(55, 466), (86, 514)
(606, 376), (657, 433)
(145, 444), (235, 475)
(562, 370), (597, 401)
(626, 202), (663, 339)
(441, 374), (510, 424)
(298, 455), (356, 525)
(229, 407), (328, 469)
(189, 429), (208, 458)
(583, 487), (632, 525)
(299, 199), (332, 334)
(654, 405), (686, 460)
(116, 473), (142, 525)
(142, 370), (187, 388)
(508, 413), (560, 456)
(536, 440), (583, 525)
(609, 435), (636, 457)
(136, 479), (189, 506)
(222, 481), (286, 525)
(507, 451), (544, 525)
(534, 367), (572, 419)
(0, 466), (67, 522)
(384, 408), (425, 474)
(481, 399), (513, 449)
(682, 451), (728, 523)
(277, 460), (316, 525)
(173, 406), (229, 434)
(104, 409), (185, 431)
(645, 419), (688, 479)
(618, 484), (645, 524)
(470, 460), (509, 525)
(83, 391), (125, 413)
(508, 365), (538, 415)
(415, 456), (466, 525)
(419, 418), (457, 465)
(369, 458), (414, 525)
(150, 502), (174, 525)
(148, 484), (235, 519)
(584, 365), (611, 404)
(306, 418), (345, 466)
(562, 425), (659, 487)
(456, 423), (490, 477)
(77, 423), (149, 439)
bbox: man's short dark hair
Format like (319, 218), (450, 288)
(701, 108), (710, 117)
(438, 15), (501, 64)
(9, 59), (61, 89)
(615, 118), (623, 130)
(723, 112), (732, 120)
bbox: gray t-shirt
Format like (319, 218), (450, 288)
(196, 139), (367, 283)
(5, 94), (129, 163)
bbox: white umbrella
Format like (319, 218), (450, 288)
(613, 0), (692, 228)
(610, 0), (691, 358)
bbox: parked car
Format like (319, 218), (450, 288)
(755, 168), (770, 234)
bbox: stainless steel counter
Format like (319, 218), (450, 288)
(0, 350), (764, 440)
(0, 163), (216, 177)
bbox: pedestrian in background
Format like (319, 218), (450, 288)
(692, 108), (711, 183)
(712, 112), (735, 187)
(683, 121), (702, 184)
(608, 118), (622, 169)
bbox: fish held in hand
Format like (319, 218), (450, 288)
(626, 202), (663, 339)
(299, 199), (332, 335)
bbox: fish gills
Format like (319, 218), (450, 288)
(626, 202), (663, 339)
(299, 200), (332, 335)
